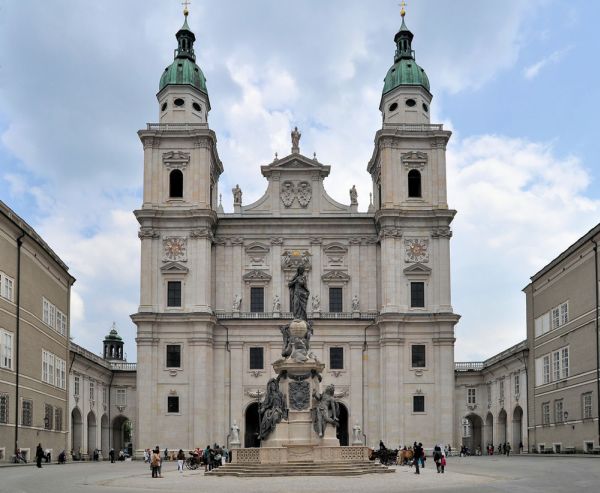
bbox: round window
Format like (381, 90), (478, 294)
(389, 102), (398, 112)
(174, 98), (185, 107)
(422, 103), (429, 112)
(192, 102), (201, 112)
(406, 99), (416, 107)
(161, 102), (167, 112)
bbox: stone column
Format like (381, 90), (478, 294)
(349, 342), (364, 443)
(349, 239), (360, 315)
(271, 238), (283, 315)
(191, 332), (214, 447)
(229, 342), (244, 446)
(310, 238), (322, 317)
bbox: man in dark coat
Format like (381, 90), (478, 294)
(413, 442), (423, 475)
(109, 448), (115, 463)
(36, 443), (44, 468)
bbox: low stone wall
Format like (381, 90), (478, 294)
(232, 446), (370, 464)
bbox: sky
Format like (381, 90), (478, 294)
(1, 0), (599, 362)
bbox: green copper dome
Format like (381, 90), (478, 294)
(158, 13), (208, 94)
(382, 17), (430, 94)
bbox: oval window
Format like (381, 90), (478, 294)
(389, 102), (398, 112)
(161, 102), (167, 112)
(174, 98), (185, 107)
(192, 102), (201, 112)
(406, 99), (416, 107)
(422, 103), (429, 112)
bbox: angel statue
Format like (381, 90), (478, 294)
(312, 384), (339, 437)
(258, 378), (287, 440)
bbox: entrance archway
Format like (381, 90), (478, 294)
(512, 406), (523, 452)
(462, 414), (483, 454)
(112, 415), (131, 454)
(497, 409), (507, 445)
(71, 408), (83, 455)
(336, 403), (349, 446)
(484, 412), (494, 451)
(87, 411), (97, 456)
(244, 402), (261, 448)
(101, 414), (109, 457)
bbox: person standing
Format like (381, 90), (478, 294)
(413, 442), (423, 475)
(506, 442), (511, 456)
(441, 453), (447, 473)
(177, 449), (185, 473)
(109, 448), (115, 463)
(433, 445), (442, 473)
(151, 448), (161, 478)
(36, 443), (44, 468)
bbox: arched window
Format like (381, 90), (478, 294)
(169, 169), (183, 198)
(408, 169), (422, 198)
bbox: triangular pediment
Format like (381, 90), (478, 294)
(245, 242), (270, 254)
(323, 242), (348, 254)
(261, 153), (331, 178)
(242, 270), (272, 282)
(321, 270), (351, 283)
(403, 263), (432, 275)
(161, 261), (189, 274)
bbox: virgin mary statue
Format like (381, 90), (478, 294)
(288, 266), (309, 321)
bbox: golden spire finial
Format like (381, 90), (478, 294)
(400, 0), (407, 18)
(182, 0), (191, 16)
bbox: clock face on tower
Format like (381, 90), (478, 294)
(163, 237), (187, 262)
(404, 239), (429, 263)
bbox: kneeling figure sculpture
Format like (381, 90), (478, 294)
(312, 384), (339, 438)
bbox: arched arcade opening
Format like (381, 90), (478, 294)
(71, 408), (83, 455)
(244, 402), (261, 448)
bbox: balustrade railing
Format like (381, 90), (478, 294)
(454, 362), (484, 372)
(216, 312), (378, 320)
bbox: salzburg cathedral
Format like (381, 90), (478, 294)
(131, 7), (459, 453)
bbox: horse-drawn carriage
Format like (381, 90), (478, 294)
(369, 448), (398, 466)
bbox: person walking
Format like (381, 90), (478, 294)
(433, 445), (442, 473)
(151, 448), (161, 478)
(36, 443), (44, 468)
(109, 448), (115, 463)
(177, 449), (185, 473)
(413, 442), (423, 475)
(505, 442), (511, 456)
(441, 453), (447, 473)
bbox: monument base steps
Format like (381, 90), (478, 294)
(206, 460), (395, 477)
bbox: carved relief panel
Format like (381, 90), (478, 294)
(322, 243), (348, 270)
(245, 242), (270, 270)
(280, 181), (312, 208)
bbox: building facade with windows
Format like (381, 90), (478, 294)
(524, 223), (600, 454)
(455, 340), (528, 454)
(68, 326), (136, 460)
(0, 201), (75, 462)
(132, 11), (459, 454)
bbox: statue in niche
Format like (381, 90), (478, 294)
(352, 422), (362, 443)
(349, 185), (358, 205)
(291, 126), (301, 150)
(312, 384), (339, 438)
(232, 184), (242, 205)
(232, 294), (242, 311)
(352, 294), (360, 312)
(258, 378), (287, 440)
(231, 420), (240, 443)
(311, 294), (321, 312)
(272, 294), (281, 313)
(288, 265), (309, 322)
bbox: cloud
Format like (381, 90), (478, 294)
(523, 46), (573, 80)
(448, 134), (599, 360)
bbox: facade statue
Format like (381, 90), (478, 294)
(352, 294), (360, 312)
(258, 378), (287, 440)
(352, 422), (362, 444)
(232, 294), (242, 311)
(288, 266), (309, 321)
(232, 184), (242, 205)
(312, 384), (339, 438)
(291, 126), (301, 150)
(350, 185), (358, 205)
(231, 420), (240, 443)
(280, 322), (313, 362)
(272, 294), (281, 313)
(311, 294), (321, 312)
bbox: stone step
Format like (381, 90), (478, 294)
(206, 462), (394, 477)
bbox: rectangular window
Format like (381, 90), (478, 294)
(56, 310), (67, 336)
(44, 404), (53, 430)
(535, 312), (551, 337)
(55, 357), (66, 389)
(0, 393), (8, 424)
(330, 347), (344, 370)
(54, 407), (62, 432)
(561, 347), (569, 379)
(411, 345), (426, 368)
(413, 395), (425, 413)
(543, 355), (550, 384)
(551, 307), (560, 329)
(167, 395), (179, 414)
(167, 281), (182, 307)
(542, 402), (550, 425)
(583, 393), (593, 419)
(328, 287), (343, 313)
(22, 399), (32, 427)
(467, 388), (476, 405)
(89, 381), (95, 402)
(0, 273), (14, 301)
(559, 302), (568, 326)
(249, 347), (264, 370)
(74, 376), (80, 396)
(514, 374), (520, 396)
(553, 351), (560, 381)
(0, 329), (13, 370)
(166, 345), (181, 368)
(250, 287), (264, 313)
(410, 282), (425, 308)
(554, 399), (564, 423)
(116, 389), (127, 407)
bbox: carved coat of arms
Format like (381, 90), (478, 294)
(289, 380), (310, 410)
(296, 181), (312, 208)
(281, 181), (295, 207)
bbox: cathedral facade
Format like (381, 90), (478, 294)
(132, 11), (459, 454)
